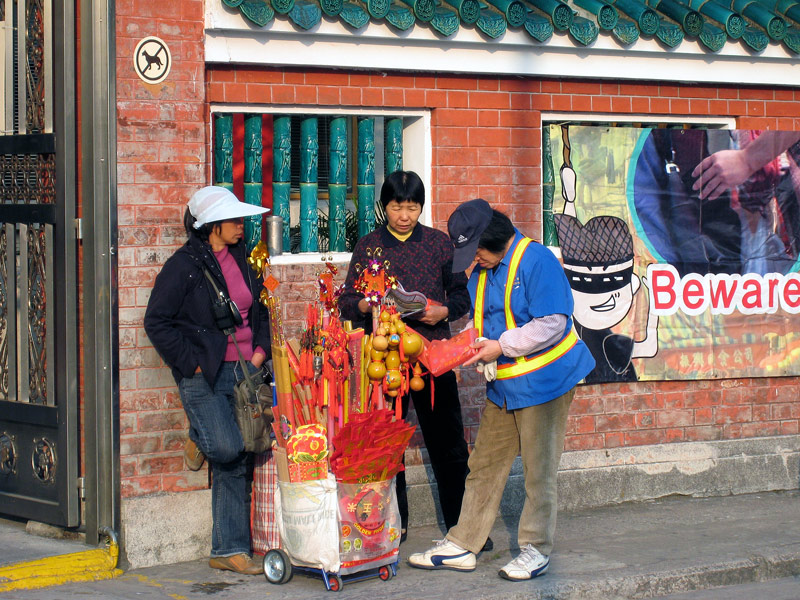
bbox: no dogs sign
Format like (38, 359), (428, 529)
(133, 37), (171, 84)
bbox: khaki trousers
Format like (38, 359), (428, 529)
(447, 388), (574, 556)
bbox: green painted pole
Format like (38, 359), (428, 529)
(213, 113), (233, 191)
(329, 117), (348, 252)
(385, 118), (403, 177)
(243, 114), (263, 252)
(300, 117), (319, 253)
(357, 117), (375, 238)
(273, 115), (291, 252)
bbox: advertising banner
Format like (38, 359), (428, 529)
(548, 125), (800, 382)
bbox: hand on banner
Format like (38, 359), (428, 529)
(692, 130), (800, 202)
(691, 149), (753, 201)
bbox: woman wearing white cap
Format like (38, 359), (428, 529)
(144, 186), (271, 574)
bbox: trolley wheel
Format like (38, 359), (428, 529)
(263, 549), (292, 584)
(327, 573), (343, 592)
(378, 565), (393, 581)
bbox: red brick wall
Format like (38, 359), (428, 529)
(116, 0), (208, 497)
(116, 37), (800, 497)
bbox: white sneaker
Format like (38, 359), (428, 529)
(499, 544), (550, 580)
(408, 539), (477, 572)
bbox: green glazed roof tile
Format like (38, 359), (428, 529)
(613, 16), (641, 41)
(688, 0), (744, 38)
(575, 0), (620, 30)
(364, 0), (391, 18)
(732, 0), (787, 40)
(386, 4), (416, 28)
(525, 0), (575, 30)
(784, 26), (800, 52)
(398, 0), (436, 21)
(657, 19), (685, 43)
(271, 0), (294, 15)
(742, 24), (770, 49)
(448, 0), (482, 23)
(289, 0), (322, 27)
(649, 0), (704, 36)
(477, 5), (509, 36)
(570, 14), (601, 42)
(320, 0), (344, 16)
(613, 0), (661, 35)
(223, 0), (800, 54)
(487, 0), (528, 26)
(340, 1), (371, 26)
(699, 21), (727, 49)
(240, 0), (275, 24)
(524, 10), (556, 39)
(431, 6), (461, 34)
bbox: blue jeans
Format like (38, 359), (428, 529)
(179, 361), (252, 557)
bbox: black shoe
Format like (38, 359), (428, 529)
(400, 529), (408, 544)
(481, 537), (494, 552)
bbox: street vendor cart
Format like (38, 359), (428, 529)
(262, 472), (401, 592)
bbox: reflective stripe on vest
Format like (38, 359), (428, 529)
(474, 237), (577, 380)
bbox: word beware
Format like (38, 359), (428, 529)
(647, 264), (800, 316)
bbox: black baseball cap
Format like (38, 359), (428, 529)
(448, 198), (493, 273)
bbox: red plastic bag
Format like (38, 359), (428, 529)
(412, 327), (478, 377)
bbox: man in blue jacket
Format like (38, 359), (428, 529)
(408, 199), (595, 581)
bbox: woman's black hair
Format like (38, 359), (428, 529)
(183, 207), (221, 242)
(379, 170), (425, 209)
(478, 210), (515, 253)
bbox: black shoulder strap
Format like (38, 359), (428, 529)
(202, 268), (257, 394)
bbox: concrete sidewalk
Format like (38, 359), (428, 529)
(2, 489), (799, 599)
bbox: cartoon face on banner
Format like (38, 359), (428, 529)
(556, 214), (640, 331)
(549, 125), (800, 381)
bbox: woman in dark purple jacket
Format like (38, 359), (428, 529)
(339, 171), (472, 543)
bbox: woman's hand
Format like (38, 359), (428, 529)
(358, 298), (371, 314)
(250, 351), (266, 369)
(418, 304), (449, 326)
(464, 339), (503, 367)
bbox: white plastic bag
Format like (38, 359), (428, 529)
(275, 473), (340, 573)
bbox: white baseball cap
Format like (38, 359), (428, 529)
(187, 186), (269, 229)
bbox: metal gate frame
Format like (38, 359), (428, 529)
(80, 0), (119, 546)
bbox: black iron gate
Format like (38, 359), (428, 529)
(0, 0), (79, 528)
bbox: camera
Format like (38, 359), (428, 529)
(211, 296), (243, 334)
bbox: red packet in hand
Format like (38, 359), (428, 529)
(415, 327), (478, 377)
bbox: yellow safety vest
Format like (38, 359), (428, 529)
(474, 237), (578, 380)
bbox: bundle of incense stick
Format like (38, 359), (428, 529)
(265, 295), (285, 346)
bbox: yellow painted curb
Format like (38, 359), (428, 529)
(0, 539), (122, 592)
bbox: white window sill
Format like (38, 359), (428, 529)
(269, 252), (352, 266)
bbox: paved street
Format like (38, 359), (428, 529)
(2, 490), (799, 600)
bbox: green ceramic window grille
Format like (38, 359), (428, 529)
(214, 113), (404, 255)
